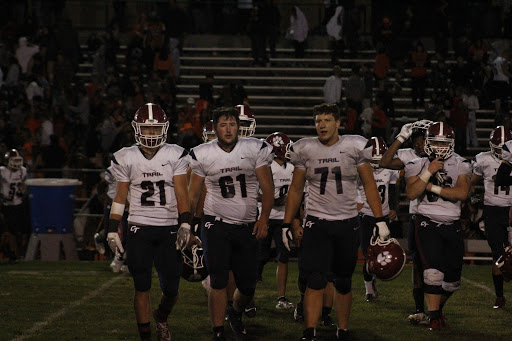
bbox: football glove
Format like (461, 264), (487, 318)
(176, 222), (191, 251)
(107, 232), (124, 254)
(396, 123), (414, 141)
(375, 219), (390, 240)
(282, 223), (294, 251)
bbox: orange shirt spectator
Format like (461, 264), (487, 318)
(153, 48), (177, 80)
(343, 106), (357, 133)
(373, 50), (390, 80)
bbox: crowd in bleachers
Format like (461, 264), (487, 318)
(0, 1), (511, 193)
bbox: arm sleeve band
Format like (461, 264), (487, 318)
(110, 202), (125, 216)
(108, 218), (120, 233)
(419, 169), (432, 183)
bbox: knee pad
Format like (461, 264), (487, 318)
(423, 268), (444, 287)
(209, 273), (228, 290)
(442, 280), (461, 293)
(334, 276), (352, 294)
(160, 277), (180, 298)
(307, 272), (327, 290)
(237, 287), (255, 297)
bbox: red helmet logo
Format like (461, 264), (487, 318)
(367, 136), (388, 168)
(266, 132), (292, 160)
(366, 238), (406, 281)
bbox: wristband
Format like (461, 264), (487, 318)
(179, 211), (193, 225)
(111, 202), (125, 216)
(282, 223), (292, 229)
(419, 170), (432, 183)
(430, 185), (442, 195)
(108, 218), (120, 233)
(397, 135), (406, 143)
(375, 216), (386, 223)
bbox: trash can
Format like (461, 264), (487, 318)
(25, 178), (82, 261)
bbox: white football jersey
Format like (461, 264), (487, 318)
(473, 151), (512, 207)
(110, 144), (189, 226)
(396, 148), (422, 214)
(501, 140), (512, 163)
(404, 153), (472, 223)
(0, 166), (27, 206)
(189, 137), (274, 224)
(266, 160), (294, 220)
(357, 167), (399, 216)
(290, 135), (372, 220)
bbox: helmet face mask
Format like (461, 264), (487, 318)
(181, 242), (208, 282)
(236, 104), (256, 137)
(202, 120), (216, 143)
(489, 125), (512, 161)
(132, 103), (169, 148)
(266, 132), (292, 160)
(5, 149), (23, 170)
(424, 122), (455, 160)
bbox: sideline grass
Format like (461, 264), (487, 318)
(0, 261), (511, 340)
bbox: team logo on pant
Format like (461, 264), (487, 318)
(130, 226), (140, 233)
(305, 220), (315, 228)
(205, 222), (213, 230)
(420, 221), (428, 228)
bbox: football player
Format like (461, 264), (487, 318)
(357, 137), (400, 301)
(282, 103), (389, 341)
(379, 119), (432, 325)
(0, 149), (28, 262)
(188, 106), (274, 341)
(107, 103), (193, 341)
(470, 126), (512, 309)
(256, 132), (295, 309)
(405, 122), (471, 331)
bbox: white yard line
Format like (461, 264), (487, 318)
(462, 276), (495, 295)
(10, 276), (123, 341)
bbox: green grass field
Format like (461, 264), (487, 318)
(1, 260), (511, 341)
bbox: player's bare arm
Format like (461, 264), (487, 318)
(174, 173), (196, 247)
(283, 168), (306, 224)
(406, 157), (444, 200)
(111, 181), (129, 220)
(187, 172), (206, 218)
(425, 174), (470, 201)
(254, 164), (274, 240)
(358, 163), (383, 218)
(379, 139), (405, 170)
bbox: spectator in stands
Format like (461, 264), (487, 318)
(462, 86), (480, 148)
(360, 103), (373, 138)
(68, 86), (90, 134)
(449, 94), (469, 155)
(153, 43), (177, 81)
(409, 41), (428, 109)
(371, 101), (386, 139)
(326, 5), (344, 65)
(373, 47), (390, 91)
(342, 100), (358, 135)
(100, 106), (129, 154)
(323, 65), (343, 105)
(344, 5), (361, 58)
(266, 0), (280, 59)
(176, 122), (201, 151)
(15, 36), (39, 75)
(468, 38), (488, 71)
(450, 55), (470, 89)
(5, 56), (21, 87)
(491, 49), (512, 114)
(345, 65), (364, 114)
(142, 12), (166, 71)
(34, 134), (66, 178)
(361, 62), (374, 110)
(289, 6), (308, 61)
(373, 16), (394, 54)
(430, 57), (449, 94)
(248, 4), (268, 67)
(38, 109), (54, 148)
